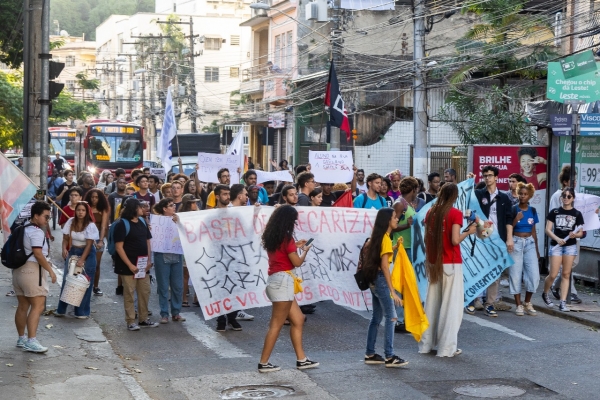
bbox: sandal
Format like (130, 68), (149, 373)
(182, 301), (190, 307)
(192, 301), (200, 307)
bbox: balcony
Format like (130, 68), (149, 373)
(240, 79), (264, 95)
(240, 0), (271, 27)
(263, 75), (287, 105)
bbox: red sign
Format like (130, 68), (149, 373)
(472, 145), (549, 191)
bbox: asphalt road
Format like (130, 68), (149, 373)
(5, 226), (599, 400)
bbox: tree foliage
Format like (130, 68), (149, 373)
(50, 91), (99, 126)
(0, 70), (23, 148)
(0, 0), (24, 69)
(437, 87), (536, 145)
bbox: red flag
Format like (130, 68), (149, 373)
(333, 190), (353, 207)
(324, 61), (351, 140)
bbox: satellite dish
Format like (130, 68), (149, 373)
(59, 30), (69, 37)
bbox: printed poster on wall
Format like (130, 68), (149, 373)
(473, 145), (548, 254)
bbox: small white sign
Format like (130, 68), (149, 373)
(197, 152), (242, 184)
(268, 113), (286, 128)
(308, 150), (354, 184)
(255, 170), (294, 184)
(135, 256), (148, 279)
(150, 168), (166, 180)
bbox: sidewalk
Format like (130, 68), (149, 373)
(501, 277), (600, 330)
(0, 232), (150, 399)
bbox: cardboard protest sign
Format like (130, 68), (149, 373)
(574, 193), (600, 232)
(177, 206), (378, 319)
(197, 152), (241, 184)
(150, 215), (183, 254)
(309, 151), (353, 184)
(150, 168), (166, 180)
(255, 170), (293, 184)
(411, 179), (515, 306)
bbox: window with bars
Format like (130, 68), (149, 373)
(274, 35), (281, 70)
(205, 67), (219, 82)
(273, 31), (293, 71)
(286, 31), (293, 70)
(205, 38), (222, 50)
(66, 56), (75, 67)
(230, 67), (240, 78)
(230, 35), (240, 45)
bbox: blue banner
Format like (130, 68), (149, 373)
(411, 179), (514, 306)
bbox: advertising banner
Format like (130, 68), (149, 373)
(546, 61), (600, 103)
(411, 179), (515, 306)
(550, 114), (572, 136)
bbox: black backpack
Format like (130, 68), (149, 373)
(1, 223), (36, 269)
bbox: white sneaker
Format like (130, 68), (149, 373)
(236, 310), (254, 321)
(500, 279), (509, 287)
(524, 302), (537, 316)
(515, 305), (524, 316)
(22, 338), (48, 353)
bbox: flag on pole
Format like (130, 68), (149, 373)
(158, 87), (177, 173)
(226, 126), (245, 182)
(0, 153), (38, 243)
(324, 60), (351, 140)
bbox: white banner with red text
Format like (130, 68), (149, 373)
(176, 206), (377, 319)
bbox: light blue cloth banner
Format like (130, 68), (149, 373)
(410, 178), (514, 306)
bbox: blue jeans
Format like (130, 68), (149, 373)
(509, 236), (540, 295)
(366, 272), (397, 359)
(153, 252), (183, 318)
(57, 245), (97, 317)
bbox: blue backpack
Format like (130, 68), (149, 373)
(107, 218), (147, 256)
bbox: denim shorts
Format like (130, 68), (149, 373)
(265, 271), (295, 302)
(95, 239), (105, 252)
(549, 244), (577, 257)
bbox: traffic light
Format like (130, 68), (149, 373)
(49, 61), (65, 100)
(352, 129), (358, 140)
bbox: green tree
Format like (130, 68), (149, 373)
(0, 0), (24, 69)
(75, 72), (100, 101)
(0, 70), (23, 148)
(49, 91), (99, 126)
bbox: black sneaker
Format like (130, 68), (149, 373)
(394, 322), (408, 333)
(364, 354), (385, 364)
(300, 305), (316, 314)
(228, 320), (243, 331)
(216, 320), (226, 332)
(542, 292), (554, 307)
(116, 285), (123, 296)
(385, 355), (409, 368)
(258, 362), (280, 373)
(571, 294), (582, 304)
(551, 287), (560, 300)
(93, 287), (103, 296)
(138, 319), (159, 328)
(559, 301), (570, 312)
(296, 358), (319, 370)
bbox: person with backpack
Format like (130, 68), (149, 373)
(55, 201), (99, 319)
(509, 182), (540, 316)
(353, 173), (386, 210)
(112, 198), (159, 331)
(11, 201), (57, 353)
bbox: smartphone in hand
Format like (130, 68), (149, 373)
(305, 238), (314, 247)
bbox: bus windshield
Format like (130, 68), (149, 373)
(88, 136), (142, 163)
(49, 138), (76, 157)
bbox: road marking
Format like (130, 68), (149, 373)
(182, 313), (251, 358)
(463, 314), (536, 341)
(119, 369), (152, 400)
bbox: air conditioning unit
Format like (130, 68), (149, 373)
(305, 0), (327, 22)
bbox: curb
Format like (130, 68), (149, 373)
(502, 295), (600, 330)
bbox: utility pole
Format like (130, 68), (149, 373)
(413, 0), (428, 182)
(118, 53), (136, 121)
(156, 18), (200, 132)
(39, 0), (50, 189)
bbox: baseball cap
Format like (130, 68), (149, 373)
(181, 194), (201, 209)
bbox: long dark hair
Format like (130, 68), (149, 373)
(362, 208), (394, 283)
(85, 188), (109, 213)
(262, 205), (298, 252)
(184, 179), (202, 199)
(121, 198), (141, 220)
(71, 201), (93, 233)
(425, 183), (458, 284)
(154, 197), (174, 215)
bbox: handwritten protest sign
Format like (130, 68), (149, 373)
(150, 215), (183, 254)
(176, 206), (378, 319)
(411, 179), (514, 306)
(309, 151), (353, 184)
(255, 170), (294, 184)
(197, 152), (241, 184)
(574, 193), (600, 232)
(150, 168), (166, 180)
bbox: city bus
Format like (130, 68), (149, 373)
(75, 120), (145, 180)
(48, 127), (76, 169)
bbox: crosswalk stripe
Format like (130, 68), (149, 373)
(182, 312), (252, 358)
(463, 314), (536, 341)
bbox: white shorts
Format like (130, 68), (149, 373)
(265, 272), (295, 302)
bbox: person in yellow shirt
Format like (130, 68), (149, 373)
(361, 207), (408, 368)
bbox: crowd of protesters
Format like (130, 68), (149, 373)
(10, 159), (585, 379)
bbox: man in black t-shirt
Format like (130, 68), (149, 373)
(113, 198), (158, 331)
(56, 169), (77, 208)
(319, 183), (337, 207)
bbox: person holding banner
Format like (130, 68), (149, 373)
(152, 198), (185, 323)
(510, 182), (540, 316)
(258, 205), (318, 373)
(362, 207), (408, 367)
(542, 187), (584, 312)
(420, 183), (477, 357)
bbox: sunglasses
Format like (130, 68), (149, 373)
(561, 194), (573, 199)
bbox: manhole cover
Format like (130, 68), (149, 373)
(221, 384), (295, 399)
(453, 384), (526, 398)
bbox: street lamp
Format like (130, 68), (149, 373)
(249, 2), (330, 42)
